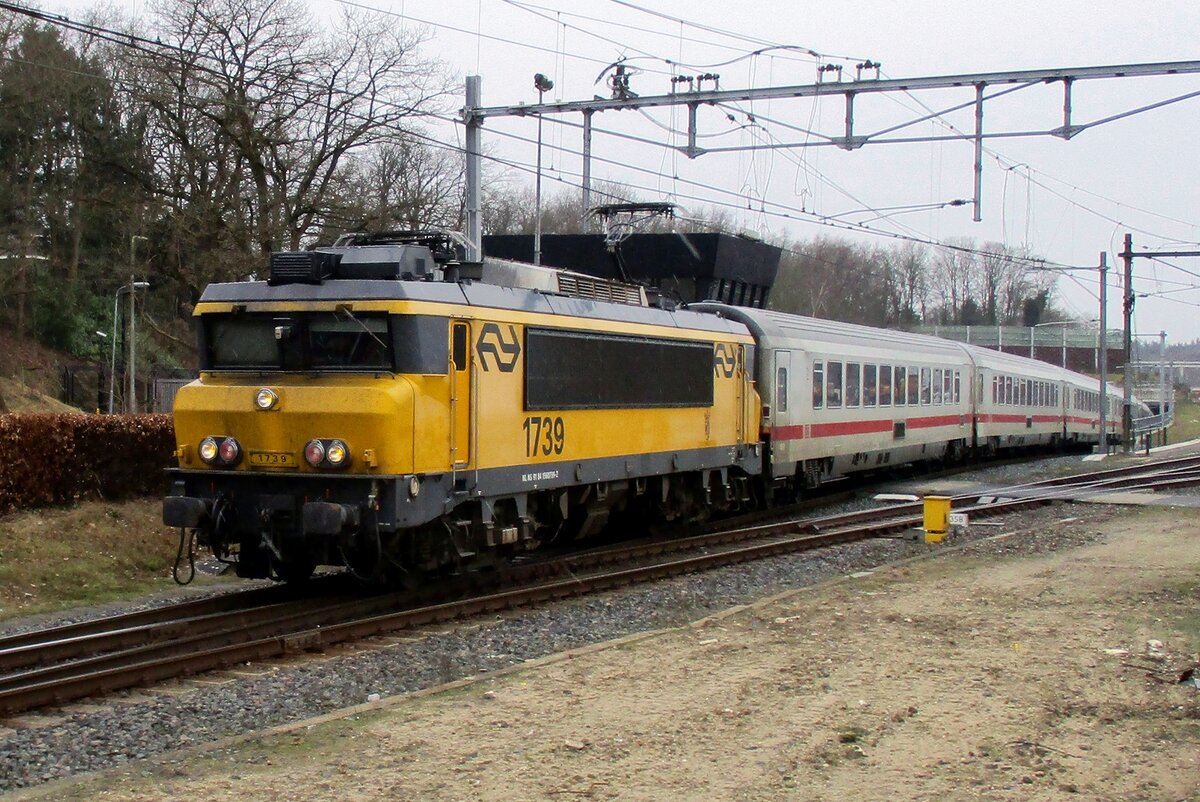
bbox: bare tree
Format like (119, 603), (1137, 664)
(136, 0), (451, 292)
(880, 241), (929, 326)
(328, 135), (464, 233)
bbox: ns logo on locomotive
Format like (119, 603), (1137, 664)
(164, 231), (1130, 583)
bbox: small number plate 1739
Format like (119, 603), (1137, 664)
(250, 451), (296, 468)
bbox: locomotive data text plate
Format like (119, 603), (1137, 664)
(249, 451), (296, 468)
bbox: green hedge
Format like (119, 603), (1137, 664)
(0, 414), (175, 510)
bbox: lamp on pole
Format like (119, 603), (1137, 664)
(127, 235), (149, 413)
(532, 72), (554, 266)
(109, 279), (150, 413)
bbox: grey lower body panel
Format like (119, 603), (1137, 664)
(164, 442), (763, 533)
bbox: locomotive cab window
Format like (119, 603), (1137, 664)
(309, 314), (389, 369)
(202, 311), (394, 372)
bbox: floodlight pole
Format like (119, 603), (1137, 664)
(533, 73), (554, 266)
(108, 290), (120, 414)
(1097, 252), (1109, 453)
(126, 235), (148, 414)
(1121, 233), (1134, 453)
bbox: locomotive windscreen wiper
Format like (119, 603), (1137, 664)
(335, 306), (388, 352)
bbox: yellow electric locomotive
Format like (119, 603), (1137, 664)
(164, 232), (761, 582)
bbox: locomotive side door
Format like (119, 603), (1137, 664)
(450, 320), (472, 469)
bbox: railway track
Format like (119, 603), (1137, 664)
(2, 452), (1198, 718)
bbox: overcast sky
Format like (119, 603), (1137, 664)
(49, 0), (1200, 345)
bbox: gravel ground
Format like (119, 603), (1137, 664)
(0, 449), (1174, 792)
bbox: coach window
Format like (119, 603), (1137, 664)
(811, 361), (823, 409)
(846, 363), (861, 407)
(893, 366), (905, 406)
(827, 361), (843, 408)
(907, 366), (920, 406)
(932, 368), (943, 404)
(943, 370), (953, 404)
(919, 367), (932, 405)
(863, 364), (877, 407)
(1021, 380), (1029, 407)
(776, 366), (789, 412)
(992, 376), (999, 404)
(953, 370), (961, 403)
(879, 365), (892, 406)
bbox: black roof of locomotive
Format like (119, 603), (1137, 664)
(197, 278), (749, 337)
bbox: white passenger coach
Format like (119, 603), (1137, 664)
(692, 304), (1136, 489)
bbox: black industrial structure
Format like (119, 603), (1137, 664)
(483, 232), (781, 309)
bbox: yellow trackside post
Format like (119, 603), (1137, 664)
(923, 495), (951, 544)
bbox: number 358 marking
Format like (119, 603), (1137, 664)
(523, 416), (565, 457)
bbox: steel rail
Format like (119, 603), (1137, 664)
(2, 453), (1197, 717)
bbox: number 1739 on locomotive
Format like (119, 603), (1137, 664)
(523, 415), (565, 457)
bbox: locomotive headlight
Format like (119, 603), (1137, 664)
(198, 437), (219, 464)
(325, 440), (350, 467)
(304, 439), (326, 467)
(255, 388), (279, 411)
(217, 437), (241, 465)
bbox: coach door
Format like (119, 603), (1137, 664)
(774, 350), (791, 425)
(450, 321), (472, 469)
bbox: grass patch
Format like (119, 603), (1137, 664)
(1169, 395), (1200, 443)
(0, 498), (215, 619)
